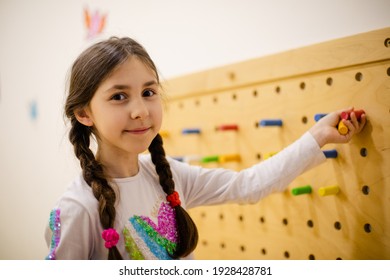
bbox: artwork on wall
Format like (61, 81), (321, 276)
(84, 6), (107, 40)
(29, 99), (38, 121)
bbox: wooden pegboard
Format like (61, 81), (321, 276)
(160, 28), (390, 260)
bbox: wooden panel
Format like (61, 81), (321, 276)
(161, 28), (390, 260)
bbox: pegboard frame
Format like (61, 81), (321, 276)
(161, 28), (390, 260)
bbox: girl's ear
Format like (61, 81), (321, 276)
(74, 108), (94, 127)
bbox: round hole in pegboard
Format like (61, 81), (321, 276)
(201, 212), (206, 218)
(384, 38), (390, 48)
(326, 77), (333, 86)
(195, 99), (200, 106)
(307, 220), (314, 228)
(362, 185), (370, 195)
(232, 93), (237, 100)
(275, 86), (281, 94)
(364, 223), (372, 233)
(300, 82), (306, 90)
(282, 218), (288, 226)
(387, 67), (390, 76)
(256, 153), (262, 160)
(219, 213), (224, 220)
(238, 215), (244, 222)
(202, 240), (208, 246)
(336, 257), (343, 260)
(360, 147), (368, 157)
(260, 216), (265, 223)
(213, 96), (218, 104)
(255, 121), (259, 128)
(284, 251), (290, 259)
(355, 72), (363, 82)
(178, 102), (184, 109)
(240, 245), (246, 252)
(302, 116), (308, 124)
(334, 221), (342, 230)
(309, 254), (315, 260)
(220, 243), (225, 249)
(261, 248), (267, 255)
(253, 90), (258, 97)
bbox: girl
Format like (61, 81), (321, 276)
(45, 37), (366, 260)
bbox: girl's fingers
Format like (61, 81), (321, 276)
(341, 112), (366, 136)
(357, 114), (367, 133)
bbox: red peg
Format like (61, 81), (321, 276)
(341, 109), (365, 121)
(216, 124), (239, 131)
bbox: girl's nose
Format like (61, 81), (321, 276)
(130, 97), (149, 120)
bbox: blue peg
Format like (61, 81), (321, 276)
(259, 119), (283, 127)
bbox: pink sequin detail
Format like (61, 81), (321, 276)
(140, 202), (177, 243)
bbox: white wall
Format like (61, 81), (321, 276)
(0, 0), (388, 259)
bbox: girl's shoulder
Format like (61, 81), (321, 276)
(66, 174), (95, 198)
(53, 174), (98, 214)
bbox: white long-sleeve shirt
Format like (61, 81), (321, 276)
(45, 131), (326, 260)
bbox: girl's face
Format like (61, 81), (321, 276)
(80, 57), (163, 159)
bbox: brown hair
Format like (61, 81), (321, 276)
(64, 37), (198, 259)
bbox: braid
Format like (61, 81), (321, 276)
(69, 120), (123, 259)
(148, 134), (199, 258)
(65, 36), (174, 259)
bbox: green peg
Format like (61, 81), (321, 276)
(201, 155), (219, 163)
(291, 185), (312, 196)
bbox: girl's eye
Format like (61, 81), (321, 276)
(111, 93), (126, 101)
(143, 89), (156, 97)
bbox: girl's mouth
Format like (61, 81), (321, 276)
(124, 127), (151, 135)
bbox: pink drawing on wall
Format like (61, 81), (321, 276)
(84, 7), (107, 39)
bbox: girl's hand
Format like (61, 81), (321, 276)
(309, 107), (367, 148)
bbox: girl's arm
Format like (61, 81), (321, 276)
(173, 108), (366, 208)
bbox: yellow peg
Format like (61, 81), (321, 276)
(318, 185), (340, 196)
(219, 154), (241, 163)
(337, 120), (348, 135)
(159, 130), (170, 138)
(264, 152), (278, 159)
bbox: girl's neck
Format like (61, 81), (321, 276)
(96, 151), (139, 178)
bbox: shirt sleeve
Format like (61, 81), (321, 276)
(44, 197), (96, 260)
(170, 131), (326, 208)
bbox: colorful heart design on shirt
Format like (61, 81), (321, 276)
(125, 202), (178, 259)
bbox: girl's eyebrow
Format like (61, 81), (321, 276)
(143, 80), (158, 87)
(107, 85), (130, 91)
(105, 80), (158, 92)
